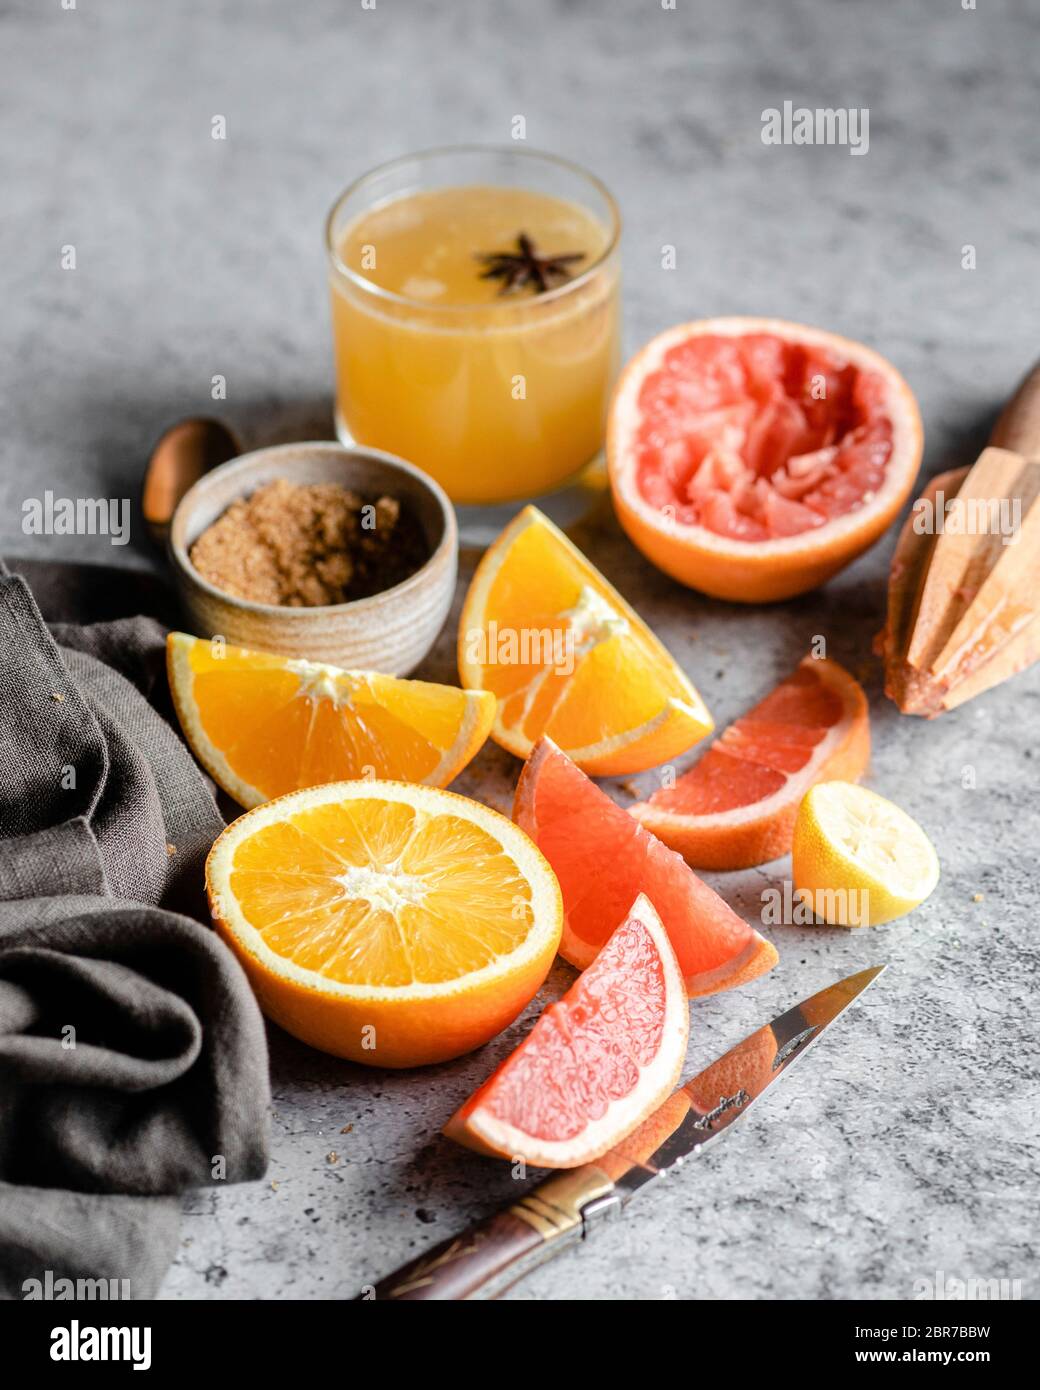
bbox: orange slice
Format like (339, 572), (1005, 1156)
(206, 781), (563, 1068)
(631, 656), (870, 869)
(458, 506), (712, 775)
(168, 631), (495, 808)
(515, 738), (777, 996)
(444, 894), (688, 1168)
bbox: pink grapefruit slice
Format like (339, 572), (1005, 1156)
(630, 656), (870, 870)
(608, 317), (923, 601)
(443, 894), (688, 1168)
(514, 737), (778, 996)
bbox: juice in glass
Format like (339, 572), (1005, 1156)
(326, 149), (621, 509)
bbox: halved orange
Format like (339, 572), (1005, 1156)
(458, 506), (712, 775)
(206, 781), (563, 1068)
(609, 317), (923, 602)
(168, 631), (495, 808)
(444, 894), (688, 1168)
(630, 656), (870, 869)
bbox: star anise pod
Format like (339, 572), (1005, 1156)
(475, 233), (585, 295)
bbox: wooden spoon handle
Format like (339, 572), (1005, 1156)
(991, 359), (1040, 456)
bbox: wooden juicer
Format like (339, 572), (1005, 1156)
(879, 360), (1040, 715)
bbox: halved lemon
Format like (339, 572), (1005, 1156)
(206, 781), (563, 1067)
(458, 507), (712, 775)
(168, 632), (495, 808)
(792, 781), (940, 927)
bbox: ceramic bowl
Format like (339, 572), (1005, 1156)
(168, 442), (457, 675)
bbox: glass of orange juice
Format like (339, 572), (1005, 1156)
(326, 147), (621, 541)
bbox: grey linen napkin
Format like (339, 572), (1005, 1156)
(0, 562), (270, 1300)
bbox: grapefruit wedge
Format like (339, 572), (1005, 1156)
(630, 656), (870, 870)
(514, 738), (778, 996)
(608, 317), (923, 601)
(599, 1024), (778, 1182)
(444, 894), (688, 1168)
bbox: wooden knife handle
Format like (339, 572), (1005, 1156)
(991, 359), (1040, 456)
(359, 1166), (616, 1301)
(362, 1208), (557, 1301)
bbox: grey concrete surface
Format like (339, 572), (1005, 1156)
(2, 0), (1038, 1301)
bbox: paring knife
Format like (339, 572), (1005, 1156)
(363, 964), (885, 1301)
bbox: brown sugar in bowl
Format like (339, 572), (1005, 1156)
(169, 443), (457, 675)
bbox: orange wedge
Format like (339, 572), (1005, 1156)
(458, 506), (712, 775)
(206, 781), (563, 1067)
(630, 656), (870, 869)
(168, 631), (495, 808)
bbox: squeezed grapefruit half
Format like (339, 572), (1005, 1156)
(608, 317), (923, 601)
(444, 893), (688, 1168)
(514, 737), (778, 997)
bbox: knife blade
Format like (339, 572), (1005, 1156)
(362, 965), (885, 1301)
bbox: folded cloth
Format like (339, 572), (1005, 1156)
(0, 561), (270, 1300)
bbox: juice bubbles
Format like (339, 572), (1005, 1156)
(327, 163), (621, 506)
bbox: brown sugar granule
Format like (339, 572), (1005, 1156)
(189, 478), (430, 607)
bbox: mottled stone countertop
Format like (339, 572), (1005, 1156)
(2, 0), (1037, 1299)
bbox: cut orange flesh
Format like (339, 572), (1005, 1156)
(514, 738), (778, 997)
(168, 631), (495, 808)
(609, 318), (923, 601)
(444, 894), (688, 1168)
(458, 506), (712, 775)
(631, 656), (870, 869)
(206, 781), (563, 1067)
